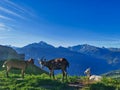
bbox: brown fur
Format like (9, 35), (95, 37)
(39, 58), (69, 81)
(2, 58), (34, 78)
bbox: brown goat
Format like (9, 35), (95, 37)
(39, 57), (69, 81)
(2, 58), (34, 78)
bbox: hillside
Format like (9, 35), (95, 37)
(103, 69), (120, 79)
(0, 45), (24, 60)
(0, 42), (120, 90)
(0, 72), (75, 90)
(13, 41), (120, 75)
(0, 71), (120, 90)
(0, 45), (48, 78)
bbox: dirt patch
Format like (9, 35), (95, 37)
(68, 81), (84, 89)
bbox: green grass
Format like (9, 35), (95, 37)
(1, 61), (120, 90)
(0, 71), (76, 90)
(82, 77), (120, 90)
(0, 60), (75, 90)
(0, 70), (120, 90)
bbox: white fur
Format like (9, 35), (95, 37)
(84, 68), (91, 75)
(84, 68), (102, 81)
(39, 61), (42, 64)
(2, 64), (5, 67)
(89, 75), (102, 81)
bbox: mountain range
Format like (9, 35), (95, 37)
(13, 41), (120, 75)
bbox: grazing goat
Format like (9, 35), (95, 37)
(84, 68), (102, 82)
(2, 58), (34, 78)
(39, 57), (69, 81)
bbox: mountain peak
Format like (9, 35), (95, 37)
(39, 41), (47, 45)
(68, 44), (99, 53)
(23, 41), (54, 49)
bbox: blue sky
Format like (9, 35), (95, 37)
(0, 0), (120, 47)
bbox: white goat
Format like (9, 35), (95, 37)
(84, 68), (102, 81)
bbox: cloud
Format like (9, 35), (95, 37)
(4, 0), (27, 13)
(0, 6), (25, 19)
(2, 0), (36, 18)
(0, 23), (12, 31)
(0, 36), (9, 39)
(0, 15), (13, 20)
(0, 0), (38, 23)
(0, 23), (6, 28)
(0, 0), (37, 34)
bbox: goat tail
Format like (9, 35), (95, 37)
(2, 61), (7, 68)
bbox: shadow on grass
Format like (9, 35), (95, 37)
(88, 83), (116, 90)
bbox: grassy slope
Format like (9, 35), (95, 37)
(81, 70), (120, 90)
(0, 72), (120, 90)
(82, 77), (120, 90)
(0, 61), (120, 90)
(0, 72), (76, 90)
(0, 61), (76, 90)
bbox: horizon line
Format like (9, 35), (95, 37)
(1, 40), (120, 49)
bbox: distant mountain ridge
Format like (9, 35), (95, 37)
(23, 41), (55, 49)
(13, 41), (120, 75)
(68, 44), (120, 65)
(103, 69), (120, 79)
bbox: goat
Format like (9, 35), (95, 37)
(84, 68), (102, 82)
(39, 57), (69, 81)
(2, 58), (34, 78)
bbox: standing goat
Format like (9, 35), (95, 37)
(84, 68), (102, 82)
(2, 58), (34, 78)
(39, 57), (69, 81)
